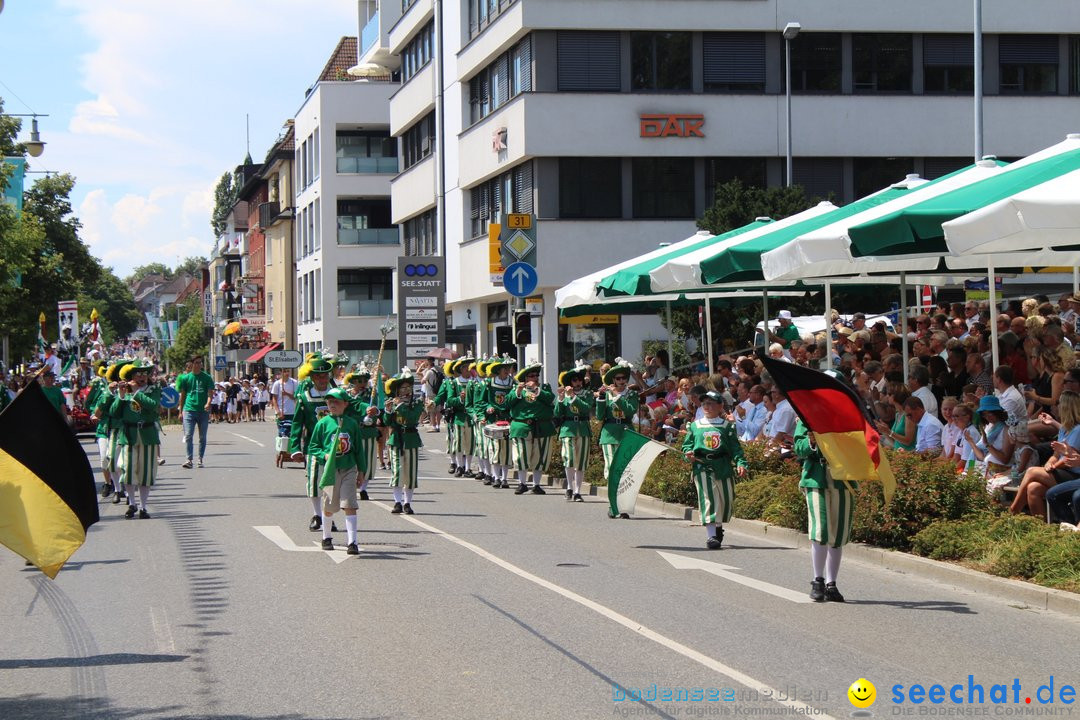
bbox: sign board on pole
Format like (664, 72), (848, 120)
(488, 223), (504, 286)
(263, 349), (304, 369)
(504, 262), (538, 298)
(215, 355), (227, 371)
(500, 213), (537, 268)
(397, 257), (446, 362)
(159, 386), (180, 409)
(203, 290), (213, 325)
(525, 296), (543, 317)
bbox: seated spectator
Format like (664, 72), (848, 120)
(1026, 345), (1067, 440)
(905, 397), (944, 453)
(1045, 449), (1080, 525)
(1010, 390), (1080, 518)
(761, 387), (796, 452)
(971, 395), (1015, 478)
(940, 396), (961, 463)
(907, 364), (939, 420)
(876, 385), (916, 450)
(950, 403), (981, 473)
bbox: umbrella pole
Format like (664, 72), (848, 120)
(761, 290), (769, 357)
(665, 302), (674, 374)
(824, 280), (833, 371)
(989, 263), (999, 371)
(705, 295), (714, 375)
(900, 272), (909, 383)
(1073, 267), (1078, 295)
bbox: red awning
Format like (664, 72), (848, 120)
(245, 342), (280, 364)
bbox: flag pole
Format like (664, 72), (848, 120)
(370, 314), (396, 406)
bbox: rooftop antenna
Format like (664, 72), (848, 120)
(246, 113), (250, 158)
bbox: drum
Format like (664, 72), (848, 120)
(484, 423), (510, 441)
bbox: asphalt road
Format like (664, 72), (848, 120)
(1, 419), (1078, 720)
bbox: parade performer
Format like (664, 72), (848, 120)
(556, 363), (592, 502)
(289, 357), (337, 532)
(793, 420), (853, 602)
(344, 364), (380, 500)
(506, 362), (556, 495)
(384, 369), (423, 514)
(443, 358), (474, 477)
(595, 359), (639, 479)
(434, 359), (459, 474)
(682, 391), (747, 549)
(110, 359), (161, 519)
(86, 360), (116, 498)
(103, 360), (132, 504)
(482, 356), (516, 488)
(310, 388), (365, 555)
(470, 358), (494, 483)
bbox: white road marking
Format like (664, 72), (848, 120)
(657, 551), (814, 604)
(227, 432), (265, 448)
(253, 525), (349, 564)
(371, 501), (837, 720)
(149, 605), (176, 653)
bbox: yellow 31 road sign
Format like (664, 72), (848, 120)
(506, 213), (532, 229)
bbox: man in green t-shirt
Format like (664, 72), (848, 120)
(177, 355), (215, 469)
(39, 368), (68, 420)
(768, 310), (802, 357)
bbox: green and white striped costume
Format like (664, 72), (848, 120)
(794, 421), (857, 548)
(513, 435), (552, 473)
(390, 448), (420, 489)
(506, 383), (557, 474)
(110, 385), (162, 488)
(386, 399), (423, 489)
(120, 441), (159, 488)
(484, 376), (514, 467)
(345, 393), (380, 481)
(681, 417), (747, 526)
(445, 379), (474, 455)
(596, 389), (640, 479)
(557, 389), (593, 472)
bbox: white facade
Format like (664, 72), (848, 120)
(293, 79), (402, 366)
(376, 0), (1080, 376)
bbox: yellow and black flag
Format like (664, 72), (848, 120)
(0, 382), (98, 577)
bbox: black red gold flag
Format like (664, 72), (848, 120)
(0, 382), (98, 577)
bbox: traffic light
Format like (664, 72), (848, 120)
(495, 325), (514, 356)
(513, 311), (532, 345)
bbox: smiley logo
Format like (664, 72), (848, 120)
(848, 679), (876, 709)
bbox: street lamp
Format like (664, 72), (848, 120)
(3, 113), (48, 157)
(782, 22), (801, 187)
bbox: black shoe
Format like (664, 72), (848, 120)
(331, 522), (340, 533)
(309, 515), (322, 531)
(448, 464), (457, 475)
(112, 492), (123, 505)
(514, 484), (528, 495)
(403, 503), (414, 515)
(125, 505), (137, 519)
(464, 470), (476, 478)
(483, 476), (494, 486)
(810, 577), (826, 602)
(391, 502), (403, 514)
(321, 538), (334, 551)
(101, 483), (113, 498)
(565, 489), (573, 501)
(138, 509), (150, 520)
(454, 467), (465, 478)
(824, 582), (845, 603)
(346, 543), (359, 555)
(359, 490), (369, 501)
(531, 485), (546, 495)
(573, 494), (584, 502)
(706, 535), (723, 550)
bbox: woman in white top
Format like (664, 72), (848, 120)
(939, 397), (962, 464)
(950, 403), (980, 474)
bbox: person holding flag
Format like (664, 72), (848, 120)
(682, 391), (747, 549)
(384, 369), (423, 514)
(762, 357), (896, 603)
(556, 363), (592, 502)
(308, 388), (364, 555)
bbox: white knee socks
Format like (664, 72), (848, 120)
(138, 486), (150, 511)
(531, 470), (542, 487)
(826, 546), (843, 584)
(126, 484), (136, 505)
(322, 512), (334, 540)
(810, 540), (828, 579)
(345, 515), (358, 545)
(393, 487), (404, 504)
(403, 489), (414, 505)
(311, 497), (322, 516)
(705, 522), (717, 538)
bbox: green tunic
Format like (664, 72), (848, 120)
(505, 384), (556, 439)
(289, 386), (331, 455)
(483, 377), (514, 422)
(305, 414), (365, 473)
(595, 389), (639, 445)
(681, 416), (747, 477)
(111, 385), (161, 446)
(345, 393), (381, 440)
(467, 378), (486, 422)
(441, 378), (470, 426)
(385, 399), (424, 450)
(557, 390), (593, 439)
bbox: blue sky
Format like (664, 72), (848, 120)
(0, 0), (356, 276)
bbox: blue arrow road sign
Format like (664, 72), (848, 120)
(159, 386), (180, 409)
(504, 261), (538, 298)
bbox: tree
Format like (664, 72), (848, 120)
(210, 172), (236, 237)
(125, 263), (172, 286)
(176, 256), (207, 278)
(165, 314), (209, 370)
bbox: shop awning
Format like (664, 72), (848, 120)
(245, 342), (280, 364)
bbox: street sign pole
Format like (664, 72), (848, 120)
(516, 296), (526, 369)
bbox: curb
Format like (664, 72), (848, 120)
(540, 475), (1080, 616)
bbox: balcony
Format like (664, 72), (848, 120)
(338, 298), (394, 317)
(361, 12), (380, 56)
(337, 227), (399, 246)
(336, 156), (399, 174)
(258, 201), (280, 229)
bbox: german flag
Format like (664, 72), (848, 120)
(0, 382), (98, 577)
(762, 357), (895, 502)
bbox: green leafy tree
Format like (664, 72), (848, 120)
(125, 262), (172, 286)
(165, 314), (209, 370)
(210, 172), (236, 237)
(176, 255), (206, 278)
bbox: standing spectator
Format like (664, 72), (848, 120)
(255, 381), (269, 421)
(271, 368), (299, 464)
(421, 360), (442, 431)
(177, 355), (214, 469)
(767, 310), (800, 356)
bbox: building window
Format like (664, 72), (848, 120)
(631, 32), (691, 91)
(1000, 35), (1059, 94)
(401, 112), (435, 171)
(470, 161), (533, 238)
(468, 0), (518, 40)
(793, 158), (845, 202)
(632, 158), (694, 219)
(313, 198), (321, 251)
(853, 157), (914, 200)
(337, 199), (397, 245)
(557, 31), (621, 92)
(401, 21), (433, 83)
(403, 209), (437, 256)
(789, 33), (842, 93)
(705, 158), (768, 201)
(336, 130), (398, 173)
(338, 268), (394, 317)
(923, 157), (969, 180)
(703, 33), (766, 93)
(923, 34), (974, 93)
(268, 292), (274, 323)
(314, 268), (321, 321)
(1070, 36), (1080, 95)
(312, 128), (320, 180)
(559, 158), (621, 219)
(469, 36), (532, 125)
(853, 33), (912, 93)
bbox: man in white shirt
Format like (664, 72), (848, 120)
(993, 365), (1029, 443)
(41, 345), (63, 376)
(907, 364), (938, 420)
(905, 397), (943, 452)
(764, 389), (797, 445)
(270, 368), (298, 418)
(734, 383), (768, 441)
